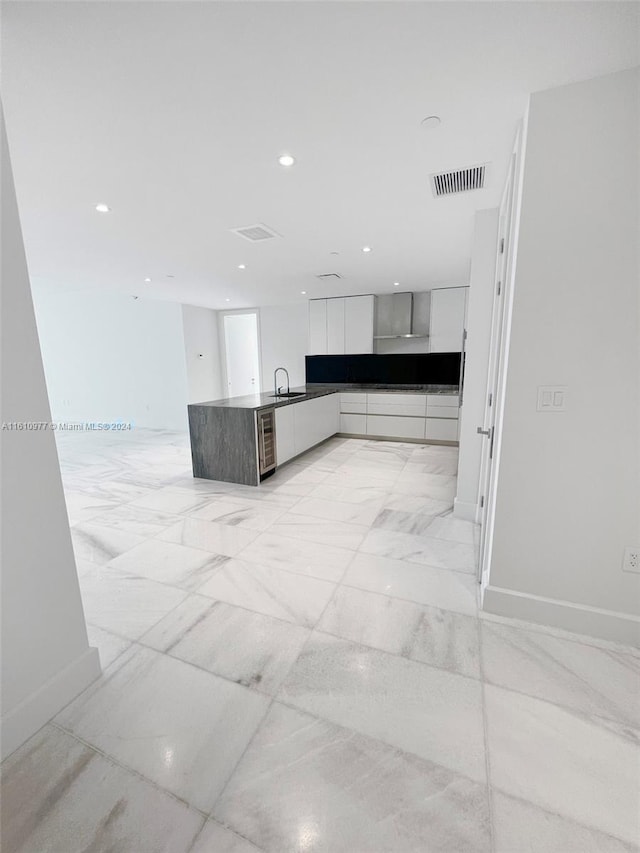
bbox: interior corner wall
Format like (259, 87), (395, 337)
(455, 208), (499, 521)
(1, 109), (100, 759)
(484, 68), (640, 645)
(32, 290), (190, 431)
(259, 303), (308, 392)
(182, 304), (223, 403)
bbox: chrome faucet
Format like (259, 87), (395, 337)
(274, 367), (290, 397)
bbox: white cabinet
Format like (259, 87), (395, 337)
(338, 393), (366, 435)
(309, 299), (328, 354)
(429, 287), (468, 352)
(276, 395), (340, 466)
(427, 396), (459, 421)
(308, 295), (375, 355)
(344, 295), (375, 353)
(367, 393), (427, 417)
(426, 394), (459, 408)
(337, 390), (460, 444)
(366, 414), (425, 440)
(340, 392), (367, 414)
(425, 418), (459, 442)
(425, 393), (460, 443)
(340, 413), (366, 434)
(428, 405), (458, 419)
(275, 405), (296, 465)
(326, 298), (345, 354)
(365, 393), (427, 439)
(295, 394), (339, 454)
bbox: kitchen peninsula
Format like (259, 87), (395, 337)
(188, 387), (339, 486)
(188, 385), (460, 486)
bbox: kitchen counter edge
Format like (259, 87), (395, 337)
(189, 384), (459, 412)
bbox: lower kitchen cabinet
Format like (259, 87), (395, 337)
(425, 417), (459, 442)
(275, 405), (296, 465)
(340, 413), (366, 434)
(276, 394), (340, 465)
(337, 390), (460, 444)
(278, 391), (459, 460)
(294, 394), (339, 455)
(366, 414), (425, 440)
(366, 393), (427, 416)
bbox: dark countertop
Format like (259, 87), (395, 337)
(189, 386), (337, 411)
(190, 384), (459, 412)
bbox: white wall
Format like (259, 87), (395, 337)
(182, 304), (223, 403)
(484, 68), (640, 645)
(259, 303), (308, 391)
(1, 110), (100, 759)
(33, 290), (190, 431)
(455, 209), (499, 521)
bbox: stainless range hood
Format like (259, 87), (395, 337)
(374, 291), (430, 339)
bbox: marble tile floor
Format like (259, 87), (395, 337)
(2, 428), (639, 853)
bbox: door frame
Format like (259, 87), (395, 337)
(218, 308), (263, 397)
(477, 121), (527, 589)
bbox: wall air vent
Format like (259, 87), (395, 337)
(430, 164), (487, 198)
(316, 273), (343, 280)
(231, 224), (281, 242)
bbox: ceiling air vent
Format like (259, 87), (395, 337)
(316, 273), (342, 281)
(230, 223), (281, 242)
(430, 164), (487, 198)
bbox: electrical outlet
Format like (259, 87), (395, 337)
(623, 547), (640, 574)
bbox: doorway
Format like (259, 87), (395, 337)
(221, 311), (261, 398)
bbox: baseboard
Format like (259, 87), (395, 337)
(453, 498), (478, 522)
(482, 585), (640, 648)
(1, 646), (101, 760)
(337, 433), (458, 447)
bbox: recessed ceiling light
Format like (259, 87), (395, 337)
(393, 282), (400, 287)
(95, 203), (110, 213)
(421, 115), (441, 130)
(362, 246), (372, 253)
(301, 291), (307, 295)
(225, 298), (231, 302)
(278, 154), (295, 167)
(144, 277), (152, 283)
(238, 264), (246, 270)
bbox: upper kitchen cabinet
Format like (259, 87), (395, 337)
(429, 287), (468, 352)
(308, 299), (328, 354)
(345, 295), (375, 353)
(308, 295), (375, 355)
(326, 297), (346, 354)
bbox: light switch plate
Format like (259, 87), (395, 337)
(537, 385), (567, 412)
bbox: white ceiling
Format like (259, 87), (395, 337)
(2, 1), (638, 309)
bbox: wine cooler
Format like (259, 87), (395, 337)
(257, 407), (277, 478)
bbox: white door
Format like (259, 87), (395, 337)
(223, 312), (261, 398)
(476, 128), (522, 586)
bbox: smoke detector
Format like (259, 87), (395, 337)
(430, 164), (487, 197)
(230, 223), (281, 242)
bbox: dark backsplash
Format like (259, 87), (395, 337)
(305, 353), (462, 386)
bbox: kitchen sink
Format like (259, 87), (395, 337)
(270, 391), (306, 398)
